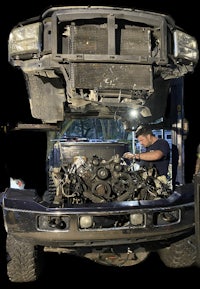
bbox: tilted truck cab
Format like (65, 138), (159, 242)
(1, 6), (200, 282)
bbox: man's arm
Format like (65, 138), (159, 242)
(123, 150), (164, 161)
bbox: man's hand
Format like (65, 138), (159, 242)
(123, 152), (134, 159)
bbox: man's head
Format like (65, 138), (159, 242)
(135, 125), (154, 148)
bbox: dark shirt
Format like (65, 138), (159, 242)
(141, 138), (170, 176)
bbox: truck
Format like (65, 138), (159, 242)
(1, 5), (199, 282)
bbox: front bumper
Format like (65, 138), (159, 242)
(1, 184), (194, 248)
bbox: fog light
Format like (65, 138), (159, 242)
(161, 210), (179, 223)
(130, 213), (144, 226)
(79, 215), (93, 228)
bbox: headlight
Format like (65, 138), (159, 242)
(130, 213), (144, 226)
(174, 30), (199, 63)
(79, 215), (93, 229)
(8, 22), (42, 57)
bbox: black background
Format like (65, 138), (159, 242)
(1, 1), (200, 287)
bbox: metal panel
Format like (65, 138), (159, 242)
(73, 63), (152, 90)
(60, 142), (129, 164)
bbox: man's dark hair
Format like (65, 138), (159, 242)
(135, 125), (153, 138)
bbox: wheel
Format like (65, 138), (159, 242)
(158, 235), (197, 268)
(6, 234), (44, 283)
(0, 208), (7, 281)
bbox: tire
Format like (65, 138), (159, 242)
(6, 234), (44, 283)
(158, 235), (197, 268)
(0, 208), (7, 282)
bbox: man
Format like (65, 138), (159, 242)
(195, 144), (200, 174)
(123, 125), (170, 177)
